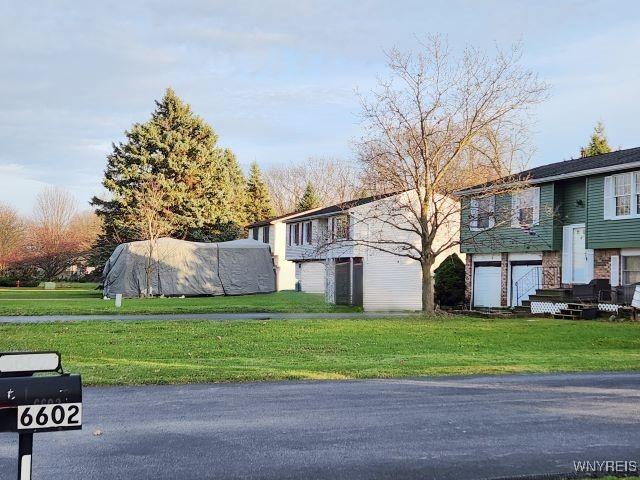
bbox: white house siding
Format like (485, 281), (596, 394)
(271, 223), (296, 290)
(284, 191), (462, 311)
(297, 261), (325, 294)
(363, 253), (422, 311)
(252, 223), (297, 291)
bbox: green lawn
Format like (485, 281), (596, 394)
(0, 286), (358, 315)
(0, 317), (637, 385)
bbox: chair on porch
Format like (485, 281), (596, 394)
(571, 279), (611, 302)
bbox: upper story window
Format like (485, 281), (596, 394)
(262, 226), (270, 244)
(469, 196), (495, 231)
(304, 221), (312, 244)
(604, 172), (640, 219)
(511, 187), (540, 228)
(330, 215), (349, 240)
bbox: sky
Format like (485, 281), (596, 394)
(1, 0), (639, 213)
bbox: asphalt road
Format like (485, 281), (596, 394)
(0, 373), (638, 479)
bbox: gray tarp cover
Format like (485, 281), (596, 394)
(103, 237), (276, 298)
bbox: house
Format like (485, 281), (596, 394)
(247, 209), (320, 291)
(283, 191), (462, 311)
(457, 147), (640, 313)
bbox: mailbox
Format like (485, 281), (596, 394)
(0, 351), (82, 479)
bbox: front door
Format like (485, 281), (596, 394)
(572, 227), (587, 283)
(562, 224), (594, 284)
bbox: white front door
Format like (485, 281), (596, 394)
(562, 224), (594, 284)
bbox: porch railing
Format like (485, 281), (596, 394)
(514, 266), (560, 306)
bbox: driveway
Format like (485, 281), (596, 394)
(0, 373), (638, 479)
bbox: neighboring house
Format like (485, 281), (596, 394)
(457, 147), (640, 313)
(284, 191), (462, 311)
(247, 209), (320, 291)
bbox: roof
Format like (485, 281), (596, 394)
(283, 191), (403, 223)
(246, 212), (299, 228)
(458, 147), (640, 194)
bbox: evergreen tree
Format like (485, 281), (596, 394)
(245, 162), (275, 224)
(434, 253), (465, 307)
(296, 182), (320, 212)
(91, 88), (246, 265)
(580, 121), (612, 157)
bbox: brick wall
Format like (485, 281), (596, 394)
(594, 249), (620, 282)
(464, 254), (473, 307)
(542, 251), (561, 288)
(500, 253), (509, 307)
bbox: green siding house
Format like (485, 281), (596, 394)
(458, 147), (640, 310)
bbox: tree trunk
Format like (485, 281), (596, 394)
(421, 256), (435, 313)
(144, 242), (154, 297)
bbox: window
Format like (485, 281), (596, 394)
(622, 255), (640, 285)
(252, 227), (259, 241)
(511, 187), (540, 228)
(604, 171), (640, 219)
(615, 173), (631, 216)
(331, 215), (349, 240)
(262, 226), (270, 244)
(294, 223), (300, 245)
(470, 196), (495, 231)
(304, 221), (312, 244)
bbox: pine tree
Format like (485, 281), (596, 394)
(91, 88), (247, 265)
(296, 182), (320, 212)
(245, 162), (275, 224)
(580, 121), (612, 157)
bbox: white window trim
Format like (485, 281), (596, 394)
(511, 187), (540, 229)
(469, 196), (496, 232)
(604, 171), (640, 220)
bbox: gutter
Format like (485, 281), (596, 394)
(455, 159), (640, 196)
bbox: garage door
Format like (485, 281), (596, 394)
(473, 266), (501, 307)
(511, 264), (542, 307)
(299, 262), (325, 294)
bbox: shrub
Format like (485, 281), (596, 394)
(0, 277), (40, 288)
(434, 253), (465, 307)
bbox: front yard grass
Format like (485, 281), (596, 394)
(0, 287), (359, 315)
(0, 316), (637, 385)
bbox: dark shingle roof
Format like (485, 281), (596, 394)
(283, 191), (402, 223)
(246, 211), (301, 228)
(460, 147), (640, 193)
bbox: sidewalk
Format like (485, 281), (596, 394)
(0, 311), (416, 324)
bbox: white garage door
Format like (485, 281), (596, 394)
(299, 262), (325, 294)
(511, 264), (542, 307)
(473, 266), (501, 307)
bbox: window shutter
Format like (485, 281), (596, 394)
(488, 196), (496, 228)
(469, 199), (478, 230)
(610, 255), (620, 287)
(603, 175), (614, 219)
(532, 187), (540, 225)
(510, 193), (520, 227)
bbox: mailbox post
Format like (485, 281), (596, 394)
(0, 352), (82, 480)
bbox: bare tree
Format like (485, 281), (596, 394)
(0, 203), (25, 274)
(264, 157), (362, 214)
(23, 187), (102, 280)
(120, 180), (177, 296)
(349, 37), (547, 313)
